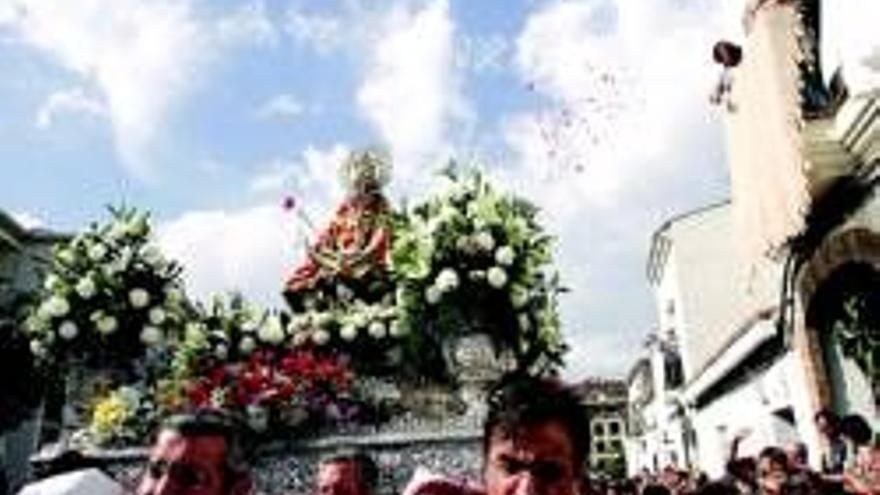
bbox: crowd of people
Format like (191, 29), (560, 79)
(19, 375), (878, 495)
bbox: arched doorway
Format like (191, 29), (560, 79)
(805, 261), (879, 418)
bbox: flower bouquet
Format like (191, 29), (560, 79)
(24, 207), (187, 369)
(391, 166), (567, 377)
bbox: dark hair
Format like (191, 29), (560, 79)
(695, 481), (740, 495)
(840, 414), (873, 446)
(320, 449), (379, 491)
(787, 442), (809, 465)
(814, 409), (840, 430)
(642, 484), (672, 495)
(483, 373), (589, 469)
(758, 447), (790, 472)
(158, 409), (251, 481)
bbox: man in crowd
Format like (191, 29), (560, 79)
(316, 450), (379, 495)
(137, 409), (253, 495)
(482, 373), (589, 495)
(756, 447), (790, 495)
(815, 409), (847, 474)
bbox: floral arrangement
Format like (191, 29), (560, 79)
(185, 349), (357, 433)
(81, 385), (156, 447)
(160, 294), (369, 433)
(24, 207), (187, 368)
(391, 167), (567, 375)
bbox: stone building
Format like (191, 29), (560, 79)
(0, 210), (67, 492)
(718, 0), (879, 442)
(573, 377), (628, 478)
(644, 202), (816, 476)
(624, 331), (689, 475)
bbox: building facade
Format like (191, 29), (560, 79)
(624, 332), (689, 475)
(0, 210), (66, 493)
(719, 0), (879, 440)
(642, 202), (817, 476)
(573, 378), (628, 478)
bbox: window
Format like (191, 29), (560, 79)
(610, 421), (621, 435)
(593, 422), (605, 436)
(595, 440), (606, 453)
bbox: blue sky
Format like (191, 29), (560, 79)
(0, 0), (744, 378)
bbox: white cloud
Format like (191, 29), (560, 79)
(158, 205), (297, 308)
(34, 87), (107, 129)
(284, 7), (344, 54)
(163, 143), (350, 307)
(357, 0), (471, 195)
(254, 93), (306, 121)
(2, 0), (207, 178)
(216, 0), (278, 47)
(502, 0), (731, 378)
(3, 0), (276, 178)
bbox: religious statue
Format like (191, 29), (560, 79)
(285, 150), (393, 296)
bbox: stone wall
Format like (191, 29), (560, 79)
(37, 428), (483, 495)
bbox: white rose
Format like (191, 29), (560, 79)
(129, 288), (150, 309)
(352, 313), (369, 328)
(475, 231), (495, 252)
(118, 247), (134, 268)
(140, 326), (163, 346)
(214, 344), (229, 360)
(239, 336), (257, 355)
(44, 274), (61, 291)
(312, 330), (330, 346)
(487, 266), (508, 288)
(389, 320), (409, 338)
(425, 286), (442, 305)
(340, 324), (358, 342)
(368, 321), (387, 339)
(58, 321), (78, 340)
(141, 245), (162, 265)
(57, 248), (75, 266)
(148, 307), (166, 325)
(165, 287), (184, 305)
(257, 316), (285, 345)
(241, 318), (259, 333)
(495, 246), (516, 266)
(75, 277), (97, 300)
(88, 243), (108, 262)
(314, 312), (334, 328)
(468, 270), (486, 281)
(29, 340), (46, 358)
(292, 331), (309, 346)
(96, 316), (118, 335)
(455, 236), (471, 252)
(511, 285), (530, 309)
(518, 313), (531, 331)
(436, 268), (459, 292)
(185, 322), (206, 341)
(46, 296), (70, 317)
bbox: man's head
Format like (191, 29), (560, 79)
(138, 410), (252, 495)
(784, 442), (809, 470)
(814, 409), (840, 437)
(482, 374), (589, 495)
(317, 451), (378, 495)
(757, 447), (789, 495)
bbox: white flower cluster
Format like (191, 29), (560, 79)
(286, 299), (407, 347)
(26, 208), (185, 363)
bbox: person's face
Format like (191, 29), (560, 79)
(318, 461), (368, 495)
(757, 458), (787, 495)
(138, 430), (237, 495)
(815, 416), (832, 436)
(484, 420), (582, 495)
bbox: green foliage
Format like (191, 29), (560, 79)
(391, 164), (567, 375)
(833, 292), (879, 392)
